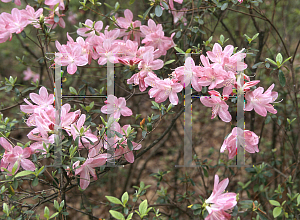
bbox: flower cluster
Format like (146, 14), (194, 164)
(5, 87), (138, 189)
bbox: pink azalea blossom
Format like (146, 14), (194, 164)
(205, 175), (237, 220)
(20, 86), (54, 114)
(23, 67), (40, 82)
(127, 48), (163, 92)
(220, 127), (259, 159)
(140, 19), (175, 56)
(175, 57), (202, 91)
(1, 0), (21, 6)
(1, 142), (35, 174)
(55, 39), (88, 74)
(101, 95), (133, 119)
(117, 9), (142, 43)
(44, 0), (65, 11)
(73, 148), (107, 189)
(28, 128), (55, 153)
(147, 78), (183, 105)
(20, 86), (54, 115)
(94, 39), (120, 65)
(244, 84), (278, 117)
(207, 43), (234, 64)
(198, 64), (227, 90)
(4, 8), (28, 34)
(200, 90), (232, 123)
(0, 13), (12, 43)
(23, 5), (43, 28)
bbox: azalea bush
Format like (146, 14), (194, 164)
(0, 0), (300, 219)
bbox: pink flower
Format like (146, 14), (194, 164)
(140, 19), (175, 56)
(207, 43), (234, 64)
(198, 65), (227, 90)
(127, 48), (163, 92)
(28, 128), (55, 153)
(1, 0), (21, 6)
(244, 84), (278, 117)
(0, 13), (12, 43)
(23, 67), (40, 82)
(101, 95), (133, 119)
(175, 57), (202, 91)
(3, 8), (28, 34)
(200, 91), (232, 123)
(23, 5), (43, 28)
(55, 39), (88, 74)
(238, 0), (243, 3)
(220, 127), (259, 159)
(205, 175), (237, 220)
(117, 9), (142, 43)
(94, 39), (120, 65)
(147, 78), (183, 105)
(20, 86), (54, 114)
(0, 139), (35, 174)
(73, 148), (107, 189)
(45, 0), (65, 11)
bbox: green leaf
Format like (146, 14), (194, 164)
(104, 3), (114, 9)
(109, 210), (124, 220)
(142, 130), (147, 138)
(174, 47), (185, 54)
(54, 200), (59, 210)
(139, 200), (148, 216)
(297, 194), (300, 205)
(282, 56), (292, 65)
(151, 101), (160, 109)
(15, 170), (34, 178)
(129, 0), (135, 5)
(276, 53), (283, 64)
(252, 62), (263, 69)
(252, 33), (259, 40)
(126, 213), (133, 220)
(269, 200), (281, 207)
(32, 177), (39, 187)
(143, 6), (153, 20)
(21, 31), (26, 38)
(161, 1), (169, 9)
(221, 2), (228, 10)
(54, 14), (60, 23)
(69, 87), (77, 95)
(11, 161), (19, 175)
(220, 34), (224, 43)
(257, 212), (268, 220)
(127, 139), (133, 151)
(121, 192), (129, 205)
(105, 196), (123, 205)
(155, 5), (163, 17)
(115, 2), (120, 10)
(266, 58), (277, 66)
(50, 212), (59, 219)
(44, 206), (50, 219)
(175, 31), (181, 38)
(273, 207), (282, 218)
(3, 203), (9, 215)
(278, 70), (286, 87)
(164, 59), (175, 65)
